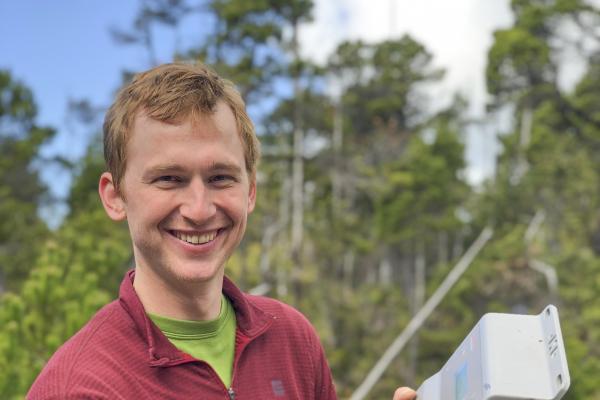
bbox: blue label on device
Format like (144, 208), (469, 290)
(455, 362), (468, 400)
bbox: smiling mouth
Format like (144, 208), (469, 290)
(169, 229), (220, 245)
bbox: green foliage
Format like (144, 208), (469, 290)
(462, 2), (600, 396)
(0, 202), (131, 397)
(335, 35), (445, 136)
(570, 61), (600, 144)
(67, 136), (106, 215)
(558, 249), (600, 398)
(374, 116), (467, 244)
(0, 70), (54, 290)
(0, 132), (131, 397)
(4, 1), (600, 398)
(181, 0), (315, 102)
(486, 27), (553, 104)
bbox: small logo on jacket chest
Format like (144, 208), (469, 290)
(271, 379), (285, 397)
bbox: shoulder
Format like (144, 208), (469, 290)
(243, 294), (322, 347)
(27, 300), (136, 399)
(242, 294), (337, 399)
(246, 294), (313, 327)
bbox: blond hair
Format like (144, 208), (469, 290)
(103, 62), (260, 191)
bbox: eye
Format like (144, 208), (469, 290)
(152, 176), (183, 187)
(157, 176), (181, 182)
(209, 175), (236, 186)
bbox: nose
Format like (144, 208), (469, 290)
(179, 178), (217, 224)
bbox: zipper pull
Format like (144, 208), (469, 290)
(228, 387), (235, 400)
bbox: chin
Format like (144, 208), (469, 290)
(169, 262), (223, 284)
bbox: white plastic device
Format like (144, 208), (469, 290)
(416, 305), (570, 400)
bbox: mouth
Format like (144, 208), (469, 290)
(168, 229), (222, 245)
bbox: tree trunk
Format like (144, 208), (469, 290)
(331, 100), (343, 214)
(511, 107), (533, 184)
(408, 238), (426, 386)
(438, 230), (448, 265)
(343, 249), (355, 289)
(259, 173), (291, 283)
(289, 18), (304, 303)
(290, 19), (304, 267)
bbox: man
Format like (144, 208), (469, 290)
(28, 63), (416, 400)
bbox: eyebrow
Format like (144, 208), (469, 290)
(142, 162), (243, 178)
(144, 164), (185, 175)
(208, 161), (243, 175)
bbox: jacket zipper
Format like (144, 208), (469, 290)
(226, 317), (274, 399)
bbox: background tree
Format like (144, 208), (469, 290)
(2, 1), (600, 398)
(0, 70), (54, 292)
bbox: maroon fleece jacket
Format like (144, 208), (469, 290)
(28, 271), (337, 399)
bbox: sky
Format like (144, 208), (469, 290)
(0, 0), (520, 224)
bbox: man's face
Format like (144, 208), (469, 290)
(113, 102), (256, 287)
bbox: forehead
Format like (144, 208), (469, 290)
(126, 101), (244, 164)
(132, 100), (238, 139)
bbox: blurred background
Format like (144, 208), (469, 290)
(1, 0), (599, 398)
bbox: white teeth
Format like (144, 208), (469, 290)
(174, 231), (218, 245)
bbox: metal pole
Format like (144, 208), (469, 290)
(350, 227), (494, 400)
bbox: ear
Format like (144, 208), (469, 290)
(247, 176), (257, 214)
(98, 172), (127, 221)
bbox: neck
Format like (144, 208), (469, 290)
(133, 266), (223, 321)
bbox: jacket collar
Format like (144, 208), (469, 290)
(118, 270), (273, 367)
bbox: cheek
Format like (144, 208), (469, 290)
(125, 195), (174, 227)
(222, 193), (252, 220)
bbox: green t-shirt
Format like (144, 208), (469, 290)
(148, 296), (237, 387)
